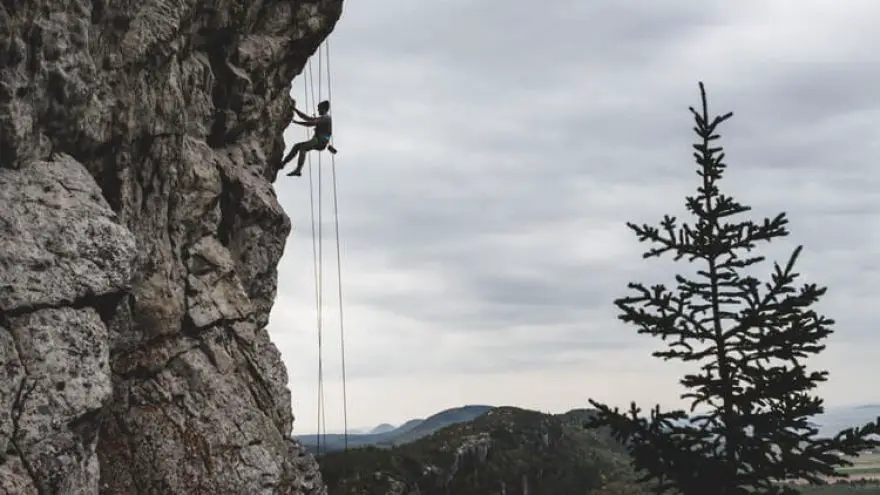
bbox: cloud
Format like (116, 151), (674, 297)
(269, 0), (880, 430)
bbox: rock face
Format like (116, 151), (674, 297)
(0, 1), (343, 493)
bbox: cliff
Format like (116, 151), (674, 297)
(0, 0), (343, 493)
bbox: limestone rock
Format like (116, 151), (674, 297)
(0, 157), (136, 312)
(0, 0), (344, 493)
(0, 156), (133, 494)
(185, 236), (253, 329)
(4, 308), (111, 494)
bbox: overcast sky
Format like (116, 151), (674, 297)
(267, 0), (880, 434)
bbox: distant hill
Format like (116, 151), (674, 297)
(295, 405), (492, 454)
(659, 403), (880, 439)
(394, 418), (424, 435)
(389, 404), (492, 445)
(815, 404), (880, 437)
(310, 404), (880, 493)
(369, 423), (397, 435)
(317, 406), (650, 495)
(297, 402), (880, 457)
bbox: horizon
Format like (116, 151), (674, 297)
(294, 401), (880, 437)
(269, 0), (880, 431)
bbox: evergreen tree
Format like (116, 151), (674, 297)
(586, 82), (879, 494)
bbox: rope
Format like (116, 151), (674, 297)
(304, 55), (326, 456)
(314, 52), (328, 454)
(299, 35), (348, 456)
(324, 38), (350, 452)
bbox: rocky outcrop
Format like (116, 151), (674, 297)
(0, 0), (343, 493)
(0, 158), (136, 494)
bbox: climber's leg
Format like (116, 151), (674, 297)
(287, 137), (322, 176)
(281, 142), (302, 168)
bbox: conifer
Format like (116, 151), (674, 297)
(586, 82), (880, 494)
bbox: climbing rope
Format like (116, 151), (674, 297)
(313, 51), (329, 456)
(324, 37), (351, 453)
(303, 56), (326, 455)
(300, 35), (349, 455)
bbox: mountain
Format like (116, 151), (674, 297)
(295, 405), (492, 453)
(660, 403), (880, 441)
(815, 404), (880, 437)
(370, 423), (397, 435)
(313, 405), (880, 494)
(317, 406), (650, 495)
(394, 418), (425, 435)
(390, 404), (493, 444)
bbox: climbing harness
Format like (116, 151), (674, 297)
(299, 36), (349, 455)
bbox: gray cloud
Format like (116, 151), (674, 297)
(270, 0), (880, 429)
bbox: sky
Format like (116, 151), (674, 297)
(267, 0), (880, 434)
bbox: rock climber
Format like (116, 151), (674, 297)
(280, 99), (337, 177)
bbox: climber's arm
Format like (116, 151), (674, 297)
(293, 108), (314, 120)
(292, 119), (315, 127)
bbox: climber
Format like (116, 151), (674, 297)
(281, 99), (336, 177)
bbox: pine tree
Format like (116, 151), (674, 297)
(586, 82), (880, 494)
